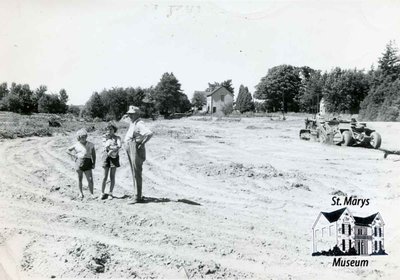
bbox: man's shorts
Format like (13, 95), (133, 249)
(102, 155), (120, 168)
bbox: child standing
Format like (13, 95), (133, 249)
(101, 122), (122, 200)
(67, 128), (96, 199)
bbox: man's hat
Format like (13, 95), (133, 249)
(127, 105), (140, 114)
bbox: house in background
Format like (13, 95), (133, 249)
(312, 207), (385, 255)
(197, 86), (234, 115)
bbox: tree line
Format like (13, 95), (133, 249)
(84, 72), (191, 120)
(1, 41), (399, 121)
(0, 83), (71, 114)
(252, 41), (400, 121)
(192, 41), (400, 121)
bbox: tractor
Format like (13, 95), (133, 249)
(299, 116), (382, 149)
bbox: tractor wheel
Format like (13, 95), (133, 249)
(370, 132), (382, 149)
(299, 129), (310, 140)
(342, 131), (353, 146)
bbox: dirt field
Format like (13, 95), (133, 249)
(0, 116), (399, 279)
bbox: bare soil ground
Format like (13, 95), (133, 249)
(0, 116), (399, 279)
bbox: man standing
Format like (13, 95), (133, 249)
(124, 105), (153, 204)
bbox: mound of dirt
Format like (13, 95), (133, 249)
(191, 162), (280, 179)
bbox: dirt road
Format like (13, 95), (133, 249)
(0, 117), (399, 279)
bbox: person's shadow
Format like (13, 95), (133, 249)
(141, 196), (202, 206)
(108, 195), (201, 206)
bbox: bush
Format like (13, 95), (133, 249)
(312, 245), (358, 256)
(48, 116), (62, 127)
(221, 102), (234, 116)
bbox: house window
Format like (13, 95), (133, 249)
(375, 241), (378, 251)
(342, 239), (345, 251)
(358, 229), (362, 235)
(374, 227), (377, 237)
(342, 224), (345, 234)
(221, 95), (225, 102)
(348, 240), (351, 249)
(213, 107), (216, 113)
(379, 241), (382, 251)
(329, 225), (334, 236)
(379, 228), (382, 237)
(348, 224), (351, 235)
(315, 229), (319, 238)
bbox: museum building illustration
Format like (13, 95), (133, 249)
(312, 208), (385, 255)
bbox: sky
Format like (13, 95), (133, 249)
(1, 0), (400, 105)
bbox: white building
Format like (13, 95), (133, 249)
(312, 208), (385, 255)
(203, 86), (234, 115)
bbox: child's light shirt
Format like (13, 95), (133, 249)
(69, 141), (95, 159)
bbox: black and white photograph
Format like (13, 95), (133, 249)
(0, 0), (399, 279)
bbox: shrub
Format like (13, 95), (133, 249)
(221, 102), (233, 116)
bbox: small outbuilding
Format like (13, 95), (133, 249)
(201, 86), (234, 115)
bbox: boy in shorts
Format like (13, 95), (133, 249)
(101, 122), (122, 200)
(67, 128), (96, 199)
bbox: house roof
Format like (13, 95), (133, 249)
(206, 86), (234, 97)
(354, 213), (378, 226)
(321, 208), (347, 223)
(319, 208), (381, 226)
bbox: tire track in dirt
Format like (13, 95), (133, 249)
(0, 136), (268, 278)
(2, 119), (399, 279)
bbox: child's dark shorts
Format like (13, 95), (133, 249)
(102, 155), (120, 168)
(76, 158), (93, 171)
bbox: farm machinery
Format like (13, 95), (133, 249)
(299, 115), (382, 149)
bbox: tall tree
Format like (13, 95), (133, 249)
(154, 72), (190, 115)
(58, 88), (69, 113)
(191, 91), (207, 110)
(38, 94), (62, 113)
(126, 87), (146, 107)
(34, 85), (47, 101)
(296, 70), (325, 113)
(378, 40), (400, 80)
(59, 88), (68, 104)
(0, 82), (8, 100)
(100, 87), (128, 120)
(322, 68), (370, 114)
(140, 87), (157, 118)
(85, 92), (106, 119)
(235, 85), (254, 113)
(254, 65), (302, 112)
(4, 83), (35, 113)
(359, 41), (400, 120)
